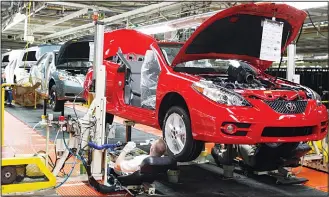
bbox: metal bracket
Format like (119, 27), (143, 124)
(142, 183), (156, 195)
(222, 144), (234, 178)
(123, 120), (135, 142)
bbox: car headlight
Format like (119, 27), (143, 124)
(301, 86), (322, 106)
(192, 80), (251, 106)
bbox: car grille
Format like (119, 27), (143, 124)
(261, 126), (314, 137)
(264, 100), (307, 114)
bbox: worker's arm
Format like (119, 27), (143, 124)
(115, 150), (128, 165)
(115, 142), (136, 169)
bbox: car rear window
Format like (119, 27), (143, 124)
(39, 45), (61, 57)
(22, 51), (37, 61)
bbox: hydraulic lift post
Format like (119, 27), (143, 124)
(222, 144), (234, 178)
(124, 120), (135, 142)
(52, 9), (107, 180)
(287, 43), (296, 82)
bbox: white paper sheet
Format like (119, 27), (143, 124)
(89, 42), (94, 61)
(259, 20), (284, 62)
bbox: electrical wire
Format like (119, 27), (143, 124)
(295, 23), (303, 45)
(72, 87), (86, 119)
(23, 2), (32, 70)
(30, 122), (41, 154)
(306, 10), (327, 39)
(53, 126), (80, 189)
(52, 124), (61, 172)
(274, 30), (291, 83)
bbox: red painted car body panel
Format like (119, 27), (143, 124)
(171, 3), (307, 70)
(84, 3), (328, 145)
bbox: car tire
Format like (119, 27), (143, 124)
(49, 85), (65, 112)
(163, 106), (204, 162)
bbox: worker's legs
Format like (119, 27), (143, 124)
(6, 89), (13, 106)
(237, 145), (256, 167)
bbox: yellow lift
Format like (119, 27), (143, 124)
(1, 84), (56, 194)
(304, 138), (328, 172)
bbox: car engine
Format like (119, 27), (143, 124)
(200, 62), (279, 90)
(202, 75), (268, 90)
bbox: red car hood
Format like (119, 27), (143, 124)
(171, 3), (307, 71)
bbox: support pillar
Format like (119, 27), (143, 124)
(286, 43), (296, 82)
(40, 99), (48, 125)
(43, 99), (47, 116)
(90, 13), (106, 180)
(61, 108), (64, 116)
(124, 120), (135, 142)
(222, 144), (234, 178)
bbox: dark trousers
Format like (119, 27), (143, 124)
(5, 89), (13, 104)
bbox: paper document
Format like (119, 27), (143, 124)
(259, 20), (284, 61)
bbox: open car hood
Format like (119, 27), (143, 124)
(171, 3), (307, 70)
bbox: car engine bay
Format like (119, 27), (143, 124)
(198, 64), (311, 101)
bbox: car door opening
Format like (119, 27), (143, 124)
(117, 48), (160, 110)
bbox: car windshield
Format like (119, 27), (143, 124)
(158, 43), (182, 65)
(158, 43), (255, 74)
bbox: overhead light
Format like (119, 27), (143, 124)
(2, 13), (26, 32)
(134, 10), (219, 35)
(136, 24), (174, 35)
(284, 2), (328, 10)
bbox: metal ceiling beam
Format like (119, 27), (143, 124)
(46, 2), (122, 13)
(32, 8), (89, 33)
(39, 1), (178, 41)
(2, 3), (46, 33)
(1, 40), (38, 50)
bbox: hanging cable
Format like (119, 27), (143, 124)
(73, 88), (85, 119)
(295, 23), (304, 45)
(306, 10), (327, 39)
(53, 127), (80, 189)
(23, 2), (32, 69)
(274, 30), (291, 83)
(30, 122), (41, 154)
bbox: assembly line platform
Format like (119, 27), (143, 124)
(2, 103), (328, 196)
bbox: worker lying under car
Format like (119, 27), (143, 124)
(115, 139), (167, 174)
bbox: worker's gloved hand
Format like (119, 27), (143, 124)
(123, 141), (136, 153)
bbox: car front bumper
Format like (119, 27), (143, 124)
(56, 80), (85, 102)
(189, 97), (328, 144)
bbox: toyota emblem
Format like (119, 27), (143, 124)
(285, 102), (297, 112)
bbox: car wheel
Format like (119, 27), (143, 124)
(49, 85), (64, 112)
(163, 106), (204, 162)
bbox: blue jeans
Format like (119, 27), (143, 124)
(6, 89), (13, 104)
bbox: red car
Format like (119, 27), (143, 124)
(85, 3), (328, 161)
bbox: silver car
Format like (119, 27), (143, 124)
(30, 36), (93, 111)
